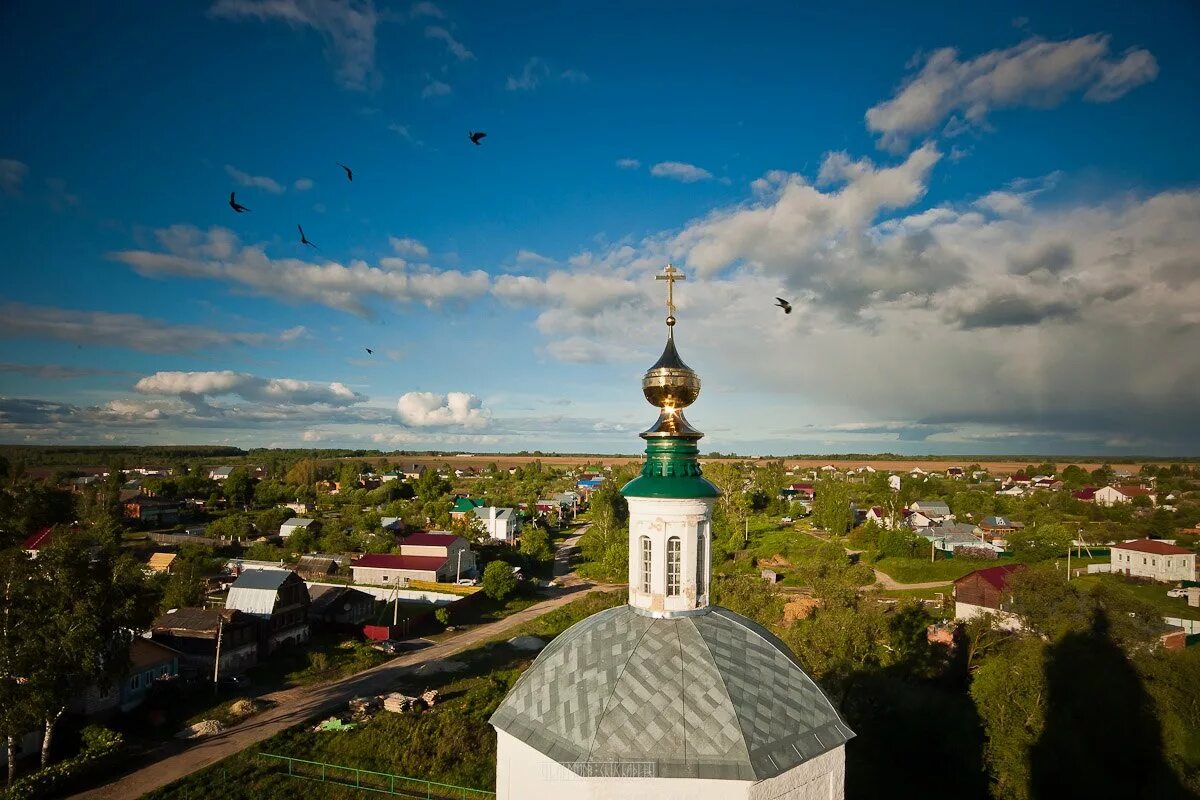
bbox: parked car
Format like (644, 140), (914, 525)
(371, 640), (402, 654)
(1167, 588), (1188, 598)
(780, 517), (794, 524)
(456, 578), (478, 586)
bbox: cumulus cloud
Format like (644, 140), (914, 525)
(0, 159), (28, 194)
(616, 158), (641, 170)
(294, 177), (314, 191)
(424, 25), (473, 60)
(515, 249), (554, 266)
(421, 79), (452, 98)
(650, 161), (714, 183)
(389, 236), (429, 258)
(506, 57), (589, 91)
(210, 0), (381, 91)
(396, 391), (491, 428)
(866, 34), (1158, 151)
(225, 164), (285, 194)
(0, 301), (293, 353)
(135, 370), (366, 407)
(109, 225), (490, 316)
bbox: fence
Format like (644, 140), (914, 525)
(259, 754), (495, 800)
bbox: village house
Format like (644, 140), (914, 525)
(401, 463), (428, 480)
(22, 525), (59, 558)
(123, 495), (180, 525)
(946, 466), (965, 479)
(352, 531), (477, 584)
(922, 522), (995, 554)
(1110, 539), (1196, 583)
(783, 482), (816, 502)
(908, 499), (952, 520)
(864, 506), (895, 529)
(1072, 488), (1097, 502)
(1095, 485), (1158, 507)
(976, 516), (1022, 543)
(279, 517), (318, 539)
(953, 564), (1026, 630)
(151, 607), (259, 678)
(146, 552), (177, 574)
(72, 639), (180, 717)
(475, 505), (521, 543)
(450, 496), (488, 520)
(307, 584), (377, 628)
(283, 500), (313, 515)
(224, 569), (311, 655)
(294, 554), (342, 580)
(208, 466), (235, 481)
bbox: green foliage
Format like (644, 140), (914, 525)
(711, 573), (784, 629)
(812, 478), (853, 535)
(434, 607), (451, 627)
(971, 636), (1048, 800)
(223, 467), (255, 508)
(206, 513), (255, 541)
(481, 561), (518, 601)
(1007, 523), (1073, 563)
(0, 725), (124, 800)
(518, 525), (553, 563)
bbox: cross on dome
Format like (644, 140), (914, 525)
(655, 263), (686, 326)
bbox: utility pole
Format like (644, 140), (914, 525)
(456, 549), (464, 583)
(212, 615), (224, 693)
(1067, 545), (1071, 581)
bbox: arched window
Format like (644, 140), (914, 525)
(666, 537), (681, 597)
(695, 526), (706, 599)
(639, 536), (652, 594)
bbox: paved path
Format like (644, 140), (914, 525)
(69, 583), (603, 800)
(553, 525), (588, 581)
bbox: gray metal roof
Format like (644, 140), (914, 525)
(490, 604), (853, 781)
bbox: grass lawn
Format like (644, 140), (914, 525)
(872, 556), (1011, 584)
(1072, 574), (1200, 621)
(246, 634), (390, 689)
(142, 591), (625, 800)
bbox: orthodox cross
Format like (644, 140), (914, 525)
(656, 263), (686, 325)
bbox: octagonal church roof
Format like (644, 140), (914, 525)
(489, 604), (854, 781)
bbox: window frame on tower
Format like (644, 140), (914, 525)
(640, 535), (652, 594)
(695, 525), (706, 599)
(666, 536), (681, 597)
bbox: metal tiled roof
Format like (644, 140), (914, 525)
(490, 604), (853, 781)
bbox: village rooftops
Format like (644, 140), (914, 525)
(397, 531), (464, 548)
(350, 553), (448, 571)
(153, 607), (248, 634)
(956, 564), (1026, 590)
(22, 525), (58, 551)
(1112, 539), (1192, 556)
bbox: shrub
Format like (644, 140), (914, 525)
(482, 561), (518, 601)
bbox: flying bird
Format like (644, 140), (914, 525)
(337, 162), (353, 182)
(297, 224), (317, 249)
(365, 348), (373, 355)
(229, 192), (250, 213)
(469, 131), (487, 146)
(775, 297), (793, 314)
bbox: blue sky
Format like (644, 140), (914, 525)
(1, 1), (1198, 455)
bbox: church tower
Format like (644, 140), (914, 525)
(490, 266), (853, 800)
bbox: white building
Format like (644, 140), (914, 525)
(1111, 539), (1196, 583)
(1095, 486), (1157, 507)
(490, 309), (851, 800)
(279, 517), (317, 539)
(475, 505), (520, 543)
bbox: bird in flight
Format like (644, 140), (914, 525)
(365, 348), (373, 355)
(337, 163), (353, 182)
(775, 297), (793, 314)
(469, 131), (487, 146)
(229, 192), (250, 213)
(298, 225), (317, 249)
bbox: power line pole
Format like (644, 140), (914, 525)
(212, 615), (224, 693)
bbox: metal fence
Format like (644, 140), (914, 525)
(259, 753), (495, 800)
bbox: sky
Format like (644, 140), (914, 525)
(1, 0), (1198, 456)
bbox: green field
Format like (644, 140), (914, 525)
(871, 556), (1009, 584)
(1072, 574), (1200, 622)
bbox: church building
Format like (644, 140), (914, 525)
(489, 266), (853, 799)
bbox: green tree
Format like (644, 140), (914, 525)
(1007, 523), (1073, 563)
(813, 478), (853, 535)
(434, 607), (451, 627)
(0, 550), (38, 784)
(519, 525), (553, 564)
(223, 467), (254, 509)
(971, 636), (1048, 800)
(482, 561), (518, 601)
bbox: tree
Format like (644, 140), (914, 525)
(223, 467), (254, 510)
(519, 525), (553, 563)
(971, 636), (1048, 800)
(0, 550), (38, 785)
(434, 607), (451, 627)
(482, 561), (518, 601)
(1007, 523), (1073, 563)
(813, 478), (853, 535)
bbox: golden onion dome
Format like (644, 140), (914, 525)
(642, 332), (700, 410)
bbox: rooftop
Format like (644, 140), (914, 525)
(956, 564), (1026, 590)
(1112, 539), (1192, 556)
(490, 604), (853, 781)
(351, 554), (448, 572)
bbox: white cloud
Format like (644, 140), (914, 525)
(135, 370), (366, 406)
(0, 301), (293, 353)
(396, 391), (491, 428)
(294, 177), (314, 191)
(209, 0), (381, 91)
(650, 161), (714, 183)
(409, 1), (442, 19)
(388, 123), (420, 144)
(515, 249), (554, 266)
(866, 34), (1158, 151)
(421, 79), (452, 98)
(506, 57), (588, 91)
(424, 25), (473, 60)
(110, 225), (490, 316)
(225, 164), (285, 194)
(302, 429), (325, 441)
(0, 159), (28, 194)
(389, 236), (429, 258)
(616, 158), (641, 170)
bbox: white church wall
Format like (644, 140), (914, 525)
(625, 495), (715, 615)
(747, 746), (844, 800)
(496, 730), (753, 800)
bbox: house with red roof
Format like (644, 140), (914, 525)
(1095, 485), (1157, 507)
(22, 525), (58, 557)
(1072, 487), (1097, 503)
(351, 530), (477, 584)
(1111, 539), (1196, 583)
(953, 564), (1027, 630)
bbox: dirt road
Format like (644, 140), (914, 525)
(69, 583), (603, 800)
